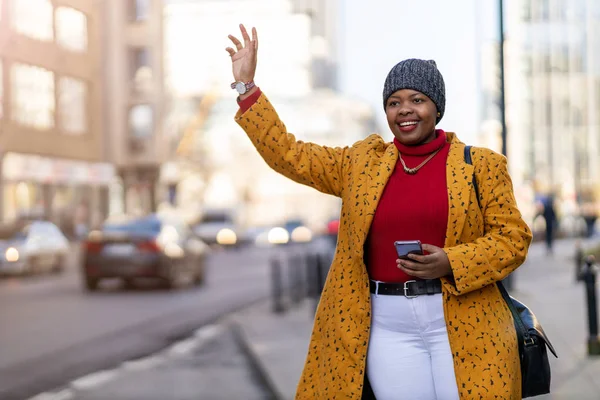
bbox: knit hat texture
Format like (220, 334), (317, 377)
(382, 58), (446, 123)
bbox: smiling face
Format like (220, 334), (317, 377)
(385, 89), (438, 146)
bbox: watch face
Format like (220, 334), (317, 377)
(235, 82), (247, 94)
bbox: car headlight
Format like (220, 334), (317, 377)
(5, 247), (19, 262)
(216, 228), (237, 245)
(164, 243), (185, 258)
(291, 226), (312, 243)
(268, 227), (289, 244)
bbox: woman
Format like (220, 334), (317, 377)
(226, 25), (532, 399)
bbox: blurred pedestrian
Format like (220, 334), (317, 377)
(542, 193), (557, 254)
(581, 201), (597, 238)
(226, 25), (532, 399)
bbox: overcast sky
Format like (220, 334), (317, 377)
(337, 0), (498, 144)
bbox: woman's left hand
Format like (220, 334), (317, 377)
(396, 244), (453, 279)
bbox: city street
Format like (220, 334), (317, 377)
(0, 243), (276, 400)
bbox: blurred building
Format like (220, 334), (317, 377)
(0, 0), (114, 235)
(199, 91), (375, 228)
(503, 0), (600, 219)
(102, 0), (165, 217)
(163, 0), (375, 228)
(291, 0), (340, 90)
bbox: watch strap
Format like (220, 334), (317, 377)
(230, 80), (255, 91)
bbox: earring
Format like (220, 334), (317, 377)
(437, 112), (441, 117)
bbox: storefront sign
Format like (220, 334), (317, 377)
(2, 152), (115, 185)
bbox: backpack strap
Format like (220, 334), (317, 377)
(463, 145), (481, 209)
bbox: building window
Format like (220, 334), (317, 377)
(129, 104), (153, 138)
(11, 63), (55, 129)
(130, 47), (153, 93)
(11, 0), (53, 41)
(55, 7), (88, 52)
(129, 0), (150, 21)
(58, 77), (87, 135)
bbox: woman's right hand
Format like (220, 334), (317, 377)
(226, 24), (258, 84)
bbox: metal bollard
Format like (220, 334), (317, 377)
(270, 256), (285, 314)
(581, 255), (600, 355)
(315, 252), (325, 295)
(304, 253), (316, 298)
(289, 253), (304, 305)
(575, 241), (584, 282)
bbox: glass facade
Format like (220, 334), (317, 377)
(508, 0), (600, 225)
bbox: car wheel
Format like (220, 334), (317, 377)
(193, 271), (204, 286)
(26, 256), (39, 275)
(164, 262), (194, 289)
(123, 278), (136, 290)
(52, 255), (65, 274)
(193, 262), (205, 286)
(84, 276), (99, 291)
(163, 266), (181, 290)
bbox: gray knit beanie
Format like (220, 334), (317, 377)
(382, 58), (446, 123)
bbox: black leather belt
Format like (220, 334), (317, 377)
(370, 279), (442, 298)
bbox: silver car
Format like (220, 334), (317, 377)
(0, 221), (69, 276)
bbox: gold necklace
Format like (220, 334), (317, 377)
(398, 148), (441, 175)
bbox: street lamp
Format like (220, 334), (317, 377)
(499, 0), (507, 158)
(499, 0), (514, 290)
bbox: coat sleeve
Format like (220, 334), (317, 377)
(443, 154), (533, 296)
(234, 93), (352, 198)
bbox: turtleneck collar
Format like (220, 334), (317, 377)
(393, 129), (447, 156)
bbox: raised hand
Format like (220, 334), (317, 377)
(226, 24), (258, 84)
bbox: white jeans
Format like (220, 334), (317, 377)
(366, 292), (460, 400)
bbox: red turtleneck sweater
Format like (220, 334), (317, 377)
(366, 131), (450, 283)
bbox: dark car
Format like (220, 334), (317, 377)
(82, 214), (209, 291)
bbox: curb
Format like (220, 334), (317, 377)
(230, 320), (286, 400)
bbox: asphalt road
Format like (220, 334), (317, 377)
(0, 243), (279, 400)
(52, 323), (276, 400)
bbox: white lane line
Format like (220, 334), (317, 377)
(165, 324), (224, 358)
(194, 324), (223, 341)
(166, 337), (200, 357)
(27, 389), (74, 400)
(121, 354), (164, 371)
(70, 369), (119, 391)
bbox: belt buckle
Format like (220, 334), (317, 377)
(403, 280), (418, 298)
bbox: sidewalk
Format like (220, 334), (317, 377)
(229, 239), (600, 400)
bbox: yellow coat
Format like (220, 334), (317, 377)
(236, 93), (532, 399)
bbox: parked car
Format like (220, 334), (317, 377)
(0, 220), (69, 276)
(192, 209), (245, 248)
(82, 214), (209, 291)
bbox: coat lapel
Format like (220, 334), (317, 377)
(444, 135), (473, 247)
(359, 144), (398, 246)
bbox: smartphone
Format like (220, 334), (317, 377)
(394, 240), (423, 260)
